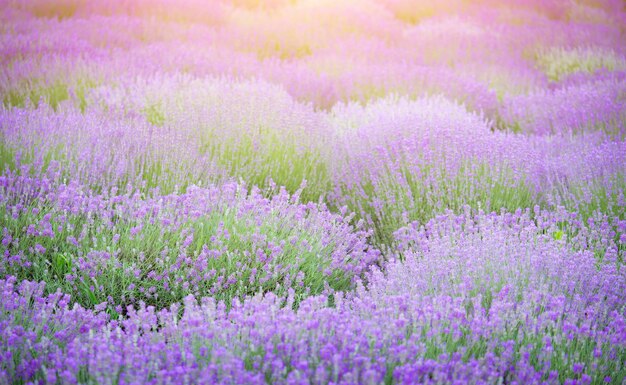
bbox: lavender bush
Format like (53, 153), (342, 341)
(329, 95), (625, 245)
(0, 170), (379, 314)
(1, 0), (625, 384)
(1, 210), (624, 384)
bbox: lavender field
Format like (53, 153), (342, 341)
(1, 0), (626, 384)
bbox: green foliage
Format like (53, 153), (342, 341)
(536, 47), (626, 82)
(341, 159), (537, 247)
(197, 125), (332, 203)
(0, 198), (354, 313)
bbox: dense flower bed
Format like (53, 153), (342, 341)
(2, 210), (625, 384)
(1, 0), (625, 383)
